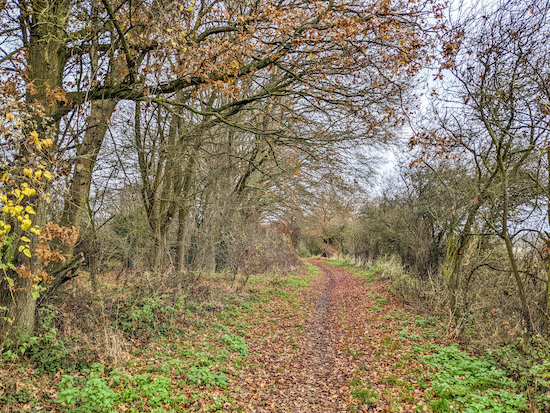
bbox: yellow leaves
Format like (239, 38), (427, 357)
(0, 168), (43, 238)
(0, 221), (10, 235)
(26, 131), (53, 150)
(18, 243), (32, 257)
(179, 1), (194, 12)
(21, 219), (32, 231)
(0, 115), (55, 249)
(18, 236), (32, 257)
(22, 186), (35, 197)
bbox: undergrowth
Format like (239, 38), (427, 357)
(423, 344), (526, 412)
(0, 264), (316, 412)
(331, 256), (546, 412)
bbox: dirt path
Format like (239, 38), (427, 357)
(240, 261), (361, 412)
(267, 262), (355, 412)
(235, 259), (438, 412)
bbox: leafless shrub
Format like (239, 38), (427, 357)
(229, 223), (303, 282)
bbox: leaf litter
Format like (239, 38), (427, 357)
(1, 260), (526, 412)
(231, 260), (450, 412)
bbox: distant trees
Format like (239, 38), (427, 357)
(352, 165), (456, 276)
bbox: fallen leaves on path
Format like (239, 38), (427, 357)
(231, 260), (446, 412)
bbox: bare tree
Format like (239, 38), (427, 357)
(412, 0), (550, 330)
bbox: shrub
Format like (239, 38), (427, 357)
(58, 364), (116, 413)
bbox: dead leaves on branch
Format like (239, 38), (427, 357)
(15, 224), (79, 287)
(69, 0), (440, 112)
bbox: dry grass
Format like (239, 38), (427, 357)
(336, 252), (549, 350)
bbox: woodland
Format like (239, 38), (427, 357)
(1, 0), (550, 411)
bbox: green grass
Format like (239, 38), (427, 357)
(327, 259), (350, 268)
(283, 279), (309, 287)
(351, 388), (378, 405)
(327, 259), (382, 283)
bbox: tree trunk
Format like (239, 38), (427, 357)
(442, 236), (462, 324)
(545, 145), (550, 329)
(0, 284), (35, 344)
(26, 0), (69, 119)
(0, 192), (48, 342)
(498, 156), (532, 332)
(60, 5), (124, 247)
(441, 200), (481, 327)
(152, 231), (167, 270)
(60, 100), (117, 228)
(503, 233), (532, 332)
(173, 160), (197, 273)
(176, 208), (188, 274)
